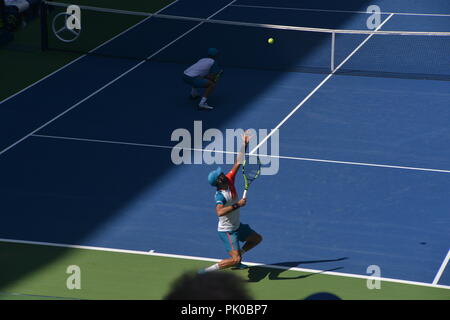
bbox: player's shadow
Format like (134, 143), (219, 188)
(246, 257), (348, 282)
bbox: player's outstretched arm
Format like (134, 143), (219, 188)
(232, 130), (252, 173)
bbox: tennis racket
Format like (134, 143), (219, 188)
(242, 154), (262, 199)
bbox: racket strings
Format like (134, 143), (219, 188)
(246, 169), (259, 181)
(244, 163), (261, 181)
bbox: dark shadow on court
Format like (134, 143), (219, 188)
(246, 257), (348, 282)
(0, 0), (379, 294)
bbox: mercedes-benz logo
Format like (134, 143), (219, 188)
(52, 12), (81, 43)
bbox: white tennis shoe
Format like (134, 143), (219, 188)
(198, 101), (213, 110)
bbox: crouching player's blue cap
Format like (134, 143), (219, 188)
(207, 48), (219, 58)
(208, 167), (222, 186)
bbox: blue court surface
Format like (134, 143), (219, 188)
(1, 0), (449, 289)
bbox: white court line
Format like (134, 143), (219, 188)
(274, 154), (450, 174)
(230, 4), (450, 17)
(31, 134), (450, 175)
(0, 0), (180, 106)
(249, 14), (394, 156)
(32, 134), (176, 150)
(1, 238), (449, 290)
(0, 291), (83, 300)
(433, 250), (450, 285)
(0, 0), (237, 157)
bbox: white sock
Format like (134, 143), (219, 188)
(204, 263), (220, 272)
(200, 97), (207, 105)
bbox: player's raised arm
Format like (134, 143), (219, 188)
(232, 130), (252, 173)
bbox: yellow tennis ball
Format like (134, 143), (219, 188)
(268, 38), (274, 44)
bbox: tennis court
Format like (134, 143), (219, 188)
(0, 0), (449, 300)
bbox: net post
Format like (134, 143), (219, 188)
(40, 0), (48, 51)
(330, 32), (335, 72)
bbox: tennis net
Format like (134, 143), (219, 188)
(41, 1), (450, 81)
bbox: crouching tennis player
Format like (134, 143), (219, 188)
(183, 48), (222, 110)
(199, 132), (263, 274)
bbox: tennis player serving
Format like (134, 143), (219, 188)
(182, 48), (223, 110)
(199, 131), (263, 274)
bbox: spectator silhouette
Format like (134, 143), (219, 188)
(164, 271), (253, 300)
